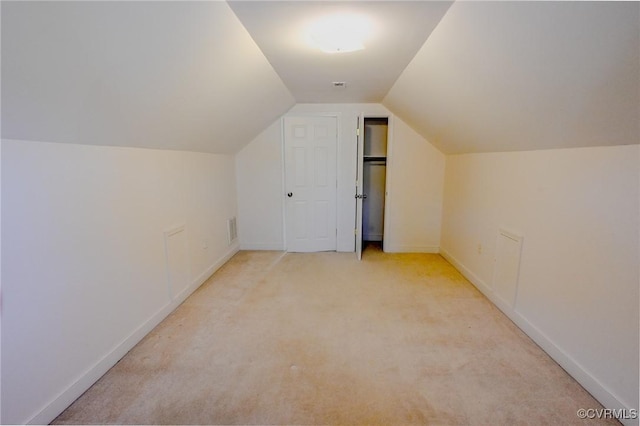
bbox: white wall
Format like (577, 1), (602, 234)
(235, 103), (445, 253)
(236, 120), (285, 250)
(440, 145), (639, 419)
(384, 117), (444, 252)
(1, 139), (239, 424)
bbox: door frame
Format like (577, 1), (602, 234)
(355, 113), (394, 258)
(281, 113), (340, 252)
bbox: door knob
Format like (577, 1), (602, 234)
(287, 192), (293, 197)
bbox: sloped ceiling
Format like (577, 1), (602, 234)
(383, 1), (640, 154)
(228, 1), (452, 103)
(2, 1), (638, 155)
(1, 1), (295, 154)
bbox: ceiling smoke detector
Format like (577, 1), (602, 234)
(332, 81), (347, 88)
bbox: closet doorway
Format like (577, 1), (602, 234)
(355, 116), (390, 260)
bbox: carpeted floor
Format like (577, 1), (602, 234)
(53, 246), (617, 425)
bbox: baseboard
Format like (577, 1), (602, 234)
(239, 242), (284, 251)
(27, 244), (240, 425)
(439, 247), (638, 426)
(175, 242), (240, 304)
(383, 244), (439, 253)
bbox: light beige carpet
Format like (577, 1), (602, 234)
(54, 247), (617, 425)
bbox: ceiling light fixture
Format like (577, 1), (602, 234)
(307, 14), (370, 54)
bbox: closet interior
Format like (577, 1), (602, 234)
(362, 117), (389, 247)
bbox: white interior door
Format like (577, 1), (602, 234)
(284, 116), (337, 252)
(355, 113), (364, 260)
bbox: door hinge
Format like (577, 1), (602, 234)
(356, 128), (360, 137)
(354, 228), (357, 235)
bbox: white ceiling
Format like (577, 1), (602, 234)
(2, 1), (638, 155)
(228, 1), (452, 103)
(1, 1), (294, 154)
(385, 1), (640, 154)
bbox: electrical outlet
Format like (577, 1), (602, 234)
(202, 239), (208, 250)
(477, 244), (482, 254)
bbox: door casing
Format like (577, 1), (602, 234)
(355, 113), (393, 259)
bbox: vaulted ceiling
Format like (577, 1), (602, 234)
(384, 1), (640, 154)
(228, 1), (453, 103)
(1, 1), (294, 154)
(2, 1), (638, 155)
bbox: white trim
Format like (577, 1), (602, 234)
(381, 115), (393, 254)
(280, 116), (287, 252)
(353, 113), (394, 257)
(27, 243), (240, 425)
(355, 112), (364, 260)
(383, 245), (440, 253)
(357, 114), (394, 254)
(439, 247), (637, 426)
(240, 242), (285, 251)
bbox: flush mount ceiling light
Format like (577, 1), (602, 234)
(307, 14), (371, 53)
